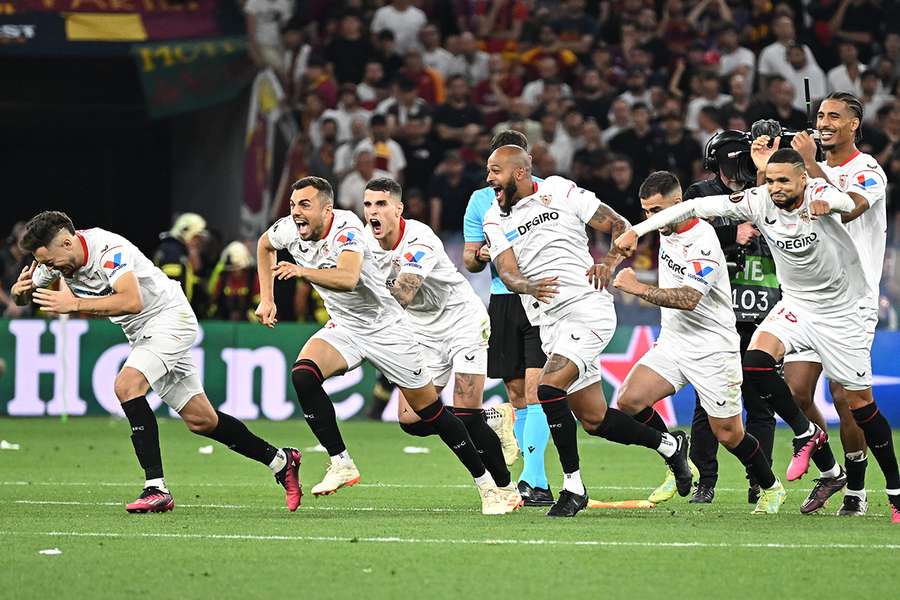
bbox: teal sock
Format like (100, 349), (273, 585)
(520, 404), (550, 488)
(514, 407), (528, 452)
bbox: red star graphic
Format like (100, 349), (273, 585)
(600, 326), (676, 426)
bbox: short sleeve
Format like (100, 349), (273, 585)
(482, 206), (512, 260)
(399, 242), (437, 279)
(331, 224), (366, 255)
(463, 188), (491, 242)
(847, 167), (886, 208)
(682, 235), (722, 296)
(99, 245), (135, 286)
(547, 176), (598, 223)
(266, 217), (295, 251)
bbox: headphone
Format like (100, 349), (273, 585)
(703, 129), (756, 185)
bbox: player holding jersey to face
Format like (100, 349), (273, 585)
(362, 177), (515, 501)
(483, 146), (693, 518)
(12, 211), (301, 514)
(256, 177), (519, 515)
(615, 149), (900, 523)
(783, 92), (888, 516)
(613, 172), (786, 515)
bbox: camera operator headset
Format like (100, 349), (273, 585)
(681, 128), (781, 504)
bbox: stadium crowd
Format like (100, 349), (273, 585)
(3, 0), (900, 325)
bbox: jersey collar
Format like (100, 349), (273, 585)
(674, 218), (700, 234)
(75, 231), (89, 267)
(391, 218), (407, 251)
(837, 149), (861, 167)
(321, 212), (335, 240)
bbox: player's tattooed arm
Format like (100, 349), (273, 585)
(492, 247), (559, 303)
(390, 272), (424, 308)
(613, 267), (702, 310)
(587, 202), (631, 249)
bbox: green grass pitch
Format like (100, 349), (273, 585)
(1, 418), (898, 599)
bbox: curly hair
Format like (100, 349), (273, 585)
(20, 211), (75, 253)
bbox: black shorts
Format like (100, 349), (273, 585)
(487, 294), (546, 380)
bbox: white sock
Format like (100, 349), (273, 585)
(145, 477), (167, 492)
(820, 464), (841, 479)
(845, 488), (866, 500)
(794, 423), (816, 439)
(331, 450), (353, 466)
(563, 470), (585, 496)
(886, 488), (900, 497)
(765, 479), (781, 491)
(657, 433), (677, 458)
(474, 471), (495, 488)
(268, 449), (287, 474)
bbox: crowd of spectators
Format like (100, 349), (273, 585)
(3, 0), (900, 327)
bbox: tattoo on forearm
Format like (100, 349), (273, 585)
(390, 273), (424, 307)
(638, 285), (702, 310)
(589, 203), (631, 253)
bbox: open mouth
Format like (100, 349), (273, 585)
(493, 186), (504, 202)
(294, 218), (309, 237)
(369, 217), (383, 235)
(819, 129), (836, 142)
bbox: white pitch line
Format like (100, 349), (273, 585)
(7, 499), (474, 513)
(1, 530), (898, 550)
(0, 481), (820, 493)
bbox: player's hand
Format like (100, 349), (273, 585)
(525, 276), (559, 304)
(735, 222), (759, 245)
(586, 259), (615, 290)
(790, 130), (817, 166)
(809, 199), (830, 218)
(751, 135), (780, 171)
(255, 299), (278, 328)
(613, 229), (638, 257)
(613, 267), (643, 295)
(477, 244), (491, 263)
(10, 261), (37, 297)
(273, 261), (303, 281)
(32, 278), (78, 314)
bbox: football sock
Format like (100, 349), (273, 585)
(268, 449), (287, 474)
(811, 439), (838, 473)
(592, 407), (666, 452)
(514, 406), (528, 451)
(454, 407), (511, 487)
(538, 385), (580, 474)
(291, 359), (347, 456)
(634, 406), (669, 432)
(563, 469), (585, 496)
(520, 404), (550, 488)
(727, 433), (777, 489)
(473, 471), (495, 488)
(144, 477), (167, 492)
(203, 410), (279, 466)
(742, 350), (811, 435)
(330, 450), (353, 467)
(122, 396), (163, 481)
(852, 403), (900, 489)
(416, 399), (486, 478)
(400, 420), (436, 437)
(845, 451), (867, 495)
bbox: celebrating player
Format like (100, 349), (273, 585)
(463, 130), (553, 506)
(255, 176), (519, 515)
(784, 92), (888, 515)
(482, 145), (693, 517)
(613, 171), (786, 514)
(362, 177), (516, 500)
(12, 211), (301, 513)
(615, 148), (900, 523)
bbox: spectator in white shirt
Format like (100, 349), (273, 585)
(244, 0), (294, 72)
(327, 84), (372, 144)
(370, 0), (427, 55)
(357, 61), (386, 107)
(685, 72), (732, 131)
(420, 24), (462, 80)
(536, 111), (575, 175)
(783, 43), (827, 111)
(601, 98), (632, 145)
(334, 116), (371, 180)
(860, 70), (893, 123)
(757, 15), (821, 83)
(716, 24), (755, 79)
(451, 32), (491, 86)
(351, 113), (407, 181)
(337, 148), (391, 217)
(828, 41), (867, 95)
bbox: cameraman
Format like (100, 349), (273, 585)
(681, 130), (780, 504)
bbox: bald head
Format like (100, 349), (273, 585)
(489, 145), (532, 171)
(486, 145), (534, 212)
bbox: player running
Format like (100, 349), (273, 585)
(482, 145), (693, 518)
(614, 148), (900, 523)
(613, 171), (786, 514)
(783, 92), (888, 516)
(255, 176), (519, 515)
(463, 130), (552, 506)
(11, 211), (301, 513)
(362, 177), (515, 500)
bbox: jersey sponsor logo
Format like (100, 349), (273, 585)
(510, 211), (560, 240)
(853, 173), (880, 190)
(692, 262), (713, 278)
(660, 249), (686, 275)
(403, 250), (425, 264)
(769, 232), (818, 250)
(102, 252), (126, 275)
(336, 231), (356, 244)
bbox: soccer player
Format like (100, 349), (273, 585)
(784, 92), (888, 515)
(463, 130), (553, 507)
(362, 177), (515, 497)
(11, 211), (301, 513)
(613, 171), (786, 514)
(255, 176), (519, 515)
(614, 148), (900, 523)
(482, 145), (693, 517)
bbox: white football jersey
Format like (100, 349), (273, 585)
(656, 218), (739, 352)
(818, 150), (887, 308)
(366, 218), (486, 334)
(482, 175), (614, 325)
(633, 179), (865, 314)
(32, 227), (183, 338)
(266, 209), (405, 331)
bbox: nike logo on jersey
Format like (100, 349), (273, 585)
(413, 369), (422, 376)
(764, 217), (776, 225)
